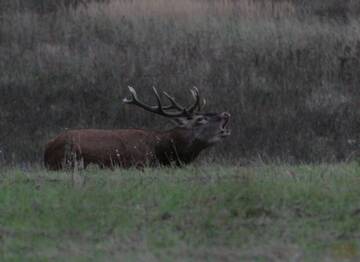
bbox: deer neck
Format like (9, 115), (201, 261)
(155, 128), (208, 165)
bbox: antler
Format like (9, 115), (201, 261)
(187, 87), (202, 113)
(123, 86), (204, 117)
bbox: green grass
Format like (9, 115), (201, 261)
(0, 163), (360, 261)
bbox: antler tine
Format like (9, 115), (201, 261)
(151, 87), (164, 111)
(123, 86), (160, 114)
(201, 98), (206, 110)
(123, 86), (189, 117)
(122, 86), (138, 104)
(162, 91), (186, 112)
(187, 87), (201, 113)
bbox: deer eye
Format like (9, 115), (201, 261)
(196, 117), (207, 124)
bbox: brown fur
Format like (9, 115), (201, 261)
(44, 127), (208, 170)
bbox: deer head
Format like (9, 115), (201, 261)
(123, 86), (231, 147)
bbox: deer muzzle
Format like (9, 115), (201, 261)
(220, 112), (231, 137)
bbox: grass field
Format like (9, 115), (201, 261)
(1, 163), (360, 261)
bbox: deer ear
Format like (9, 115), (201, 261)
(172, 117), (189, 127)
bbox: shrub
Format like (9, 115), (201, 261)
(0, 0), (359, 164)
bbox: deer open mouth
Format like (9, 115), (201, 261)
(222, 117), (229, 129)
(220, 115), (231, 137)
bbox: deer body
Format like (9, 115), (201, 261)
(44, 128), (208, 169)
(44, 87), (230, 170)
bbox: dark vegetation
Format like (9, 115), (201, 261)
(0, 0), (360, 164)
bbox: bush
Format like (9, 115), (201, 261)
(0, 0), (359, 164)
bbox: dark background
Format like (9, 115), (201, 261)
(0, 0), (359, 164)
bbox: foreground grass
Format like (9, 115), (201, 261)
(0, 163), (360, 261)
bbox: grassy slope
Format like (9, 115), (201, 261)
(0, 163), (360, 261)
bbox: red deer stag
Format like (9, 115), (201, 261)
(44, 86), (231, 170)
